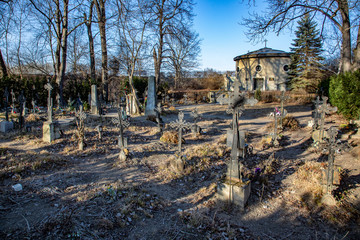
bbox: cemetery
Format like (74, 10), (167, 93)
(1, 0), (360, 239)
(0, 79), (360, 239)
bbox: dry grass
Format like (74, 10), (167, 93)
(25, 113), (41, 122)
(282, 115), (300, 130)
(160, 131), (181, 144)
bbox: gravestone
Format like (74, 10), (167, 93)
(91, 85), (99, 115)
(43, 81), (57, 143)
(217, 79), (251, 209)
(267, 108), (283, 147)
(31, 99), (36, 113)
(208, 91), (216, 103)
(96, 125), (103, 140)
(190, 108), (201, 135)
(311, 96), (322, 130)
(126, 93), (137, 115)
(145, 76), (156, 117)
(0, 87), (14, 133)
(217, 93), (228, 105)
(112, 104), (130, 161)
(169, 111), (192, 172)
(75, 104), (87, 150)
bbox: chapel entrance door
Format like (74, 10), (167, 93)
(253, 78), (264, 90)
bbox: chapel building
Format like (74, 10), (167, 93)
(234, 47), (291, 91)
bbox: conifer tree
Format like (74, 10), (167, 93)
(288, 14), (324, 93)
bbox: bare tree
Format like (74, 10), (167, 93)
(84, 0), (96, 82)
(30, 0), (84, 105)
(147, 0), (195, 90)
(242, 0), (360, 72)
(93, 0), (109, 101)
(166, 29), (201, 89)
(114, 0), (150, 114)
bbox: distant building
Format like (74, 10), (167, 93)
(234, 47), (291, 91)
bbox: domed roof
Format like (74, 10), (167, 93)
(234, 47), (290, 61)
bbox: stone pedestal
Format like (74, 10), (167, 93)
(91, 85), (99, 115)
(170, 157), (184, 173)
(0, 121), (14, 133)
(42, 121), (60, 143)
(145, 76), (156, 117)
(217, 180), (251, 209)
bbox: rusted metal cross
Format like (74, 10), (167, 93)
(75, 105), (87, 150)
(317, 127), (351, 194)
(169, 111), (192, 153)
(278, 91), (289, 127)
(112, 106), (130, 150)
(318, 96), (337, 142)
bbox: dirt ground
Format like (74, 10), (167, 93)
(1, 102), (360, 240)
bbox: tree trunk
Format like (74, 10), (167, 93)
(85, 1), (96, 82)
(128, 76), (141, 114)
(94, 0), (109, 102)
(0, 48), (8, 78)
(58, 0), (69, 107)
(339, 0), (352, 72)
(353, 22), (360, 71)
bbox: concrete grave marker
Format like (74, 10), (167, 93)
(145, 76), (156, 117)
(91, 85), (99, 115)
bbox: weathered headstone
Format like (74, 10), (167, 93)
(312, 96), (322, 130)
(91, 85), (99, 115)
(145, 76), (156, 117)
(112, 105), (130, 161)
(43, 81), (56, 143)
(75, 104), (87, 150)
(190, 108), (201, 135)
(169, 111), (192, 172)
(218, 79), (251, 209)
(267, 108), (282, 147)
(3, 87), (9, 121)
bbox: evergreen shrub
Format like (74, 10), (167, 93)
(329, 71), (360, 120)
(254, 89), (262, 101)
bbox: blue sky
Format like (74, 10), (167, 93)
(193, 0), (294, 72)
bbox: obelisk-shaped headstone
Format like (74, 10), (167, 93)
(91, 85), (99, 115)
(145, 76), (156, 117)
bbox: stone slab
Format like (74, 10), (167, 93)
(145, 76), (156, 117)
(217, 181), (251, 209)
(0, 121), (14, 133)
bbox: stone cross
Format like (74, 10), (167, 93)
(169, 111), (192, 153)
(75, 105), (87, 150)
(317, 127), (351, 194)
(312, 96), (322, 130)
(44, 81), (53, 122)
(10, 89), (15, 114)
(3, 87), (9, 121)
(18, 91), (26, 129)
(154, 102), (163, 133)
(318, 97), (337, 142)
(278, 91), (289, 127)
(190, 108), (201, 135)
(112, 105), (130, 157)
(268, 108), (282, 147)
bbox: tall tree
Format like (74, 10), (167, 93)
(242, 0), (360, 72)
(84, 0), (96, 82)
(115, 0), (149, 114)
(147, 0), (194, 90)
(93, 0), (109, 101)
(30, 0), (84, 105)
(166, 29), (201, 89)
(288, 14), (324, 93)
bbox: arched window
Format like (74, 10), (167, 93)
(283, 65), (289, 72)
